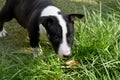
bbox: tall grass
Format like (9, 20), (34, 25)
(0, 0), (120, 80)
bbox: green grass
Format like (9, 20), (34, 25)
(0, 0), (120, 80)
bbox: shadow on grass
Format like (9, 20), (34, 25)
(0, 20), (30, 55)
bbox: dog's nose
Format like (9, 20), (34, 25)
(63, 54), (70, 58)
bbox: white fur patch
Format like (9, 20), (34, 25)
(40, 6), (71, 57)
(0, 28), (7, 38)
(39, 24), (48, 41)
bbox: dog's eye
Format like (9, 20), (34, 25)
(67, 34), (74, 42)
(70, 34), (73, 38)
(69, 34), (73, 39)
(54, 35), (60, 42)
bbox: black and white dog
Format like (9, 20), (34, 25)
(0, 0), (84, 58)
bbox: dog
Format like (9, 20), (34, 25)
(0, 0), (84, 58)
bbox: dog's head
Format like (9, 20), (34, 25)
(39, 6), (84, 58)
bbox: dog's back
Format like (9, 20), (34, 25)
(8, 0), (52, 27)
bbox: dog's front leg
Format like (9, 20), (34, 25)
(28, 27), (43, 58)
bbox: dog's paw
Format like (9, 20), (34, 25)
(31, 45), (45, 59)
(0, 29), (7, 38)
(31, 48), (42, 57)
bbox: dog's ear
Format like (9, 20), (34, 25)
(68, 14), (84, 22)
(39, 16), (54, 28)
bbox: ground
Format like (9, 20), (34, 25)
(0, 0), (120, 80)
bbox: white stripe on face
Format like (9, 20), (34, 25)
(40, 6), (71, 57)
